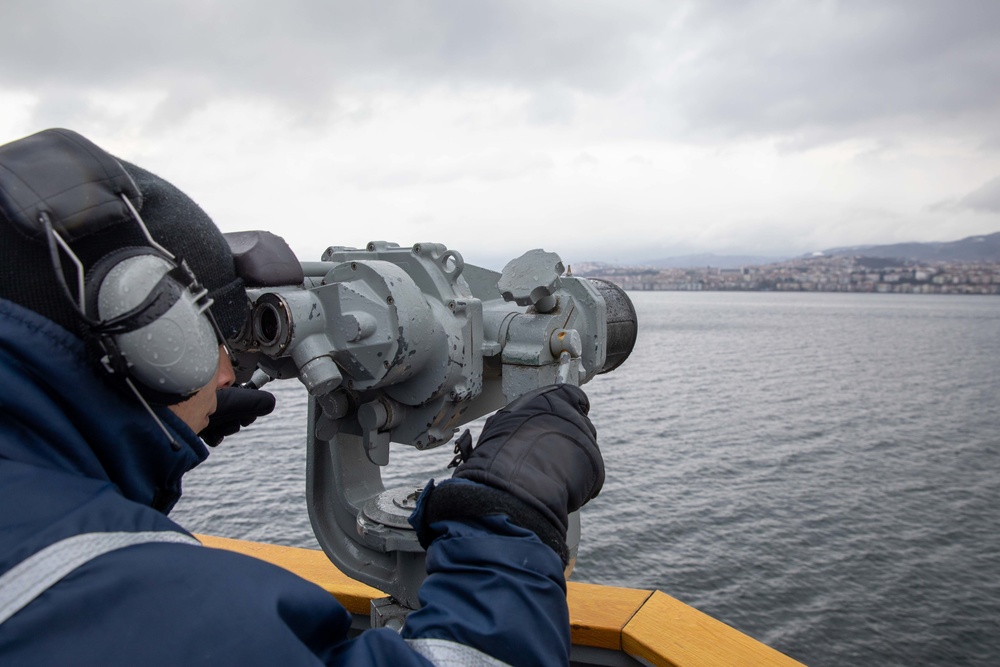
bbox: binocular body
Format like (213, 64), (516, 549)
(228, 233), (637, 608)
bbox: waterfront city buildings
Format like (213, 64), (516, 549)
(574, 256), (1000, 295)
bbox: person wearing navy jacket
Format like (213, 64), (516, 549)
(0, 128), (604, 666)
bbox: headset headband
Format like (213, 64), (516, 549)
(0, 128), (141, 242)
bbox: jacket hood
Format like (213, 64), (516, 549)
(0, 298), (208, 512)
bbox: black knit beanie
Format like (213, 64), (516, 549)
(0, 130), (249, 341)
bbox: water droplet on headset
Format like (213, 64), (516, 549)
(146, 333), (153, 341)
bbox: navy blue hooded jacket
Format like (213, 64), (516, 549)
(0, 298), (571, 666)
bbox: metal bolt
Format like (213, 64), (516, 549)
(393, 489), (422, 511)
(550, 328), (583, 357)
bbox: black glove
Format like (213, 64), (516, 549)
(200, 386), (276, 447)
(417, 384), (603, 564)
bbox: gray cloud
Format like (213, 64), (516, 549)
(345, 150), (555, 189)
(655, 0), (1000, 144)
(0, 1), (650, 114)
(2, 0), (999, 147)
(959, 176), (1000, 213)
(927, 175), (1000, 214)
(980, 136), (1000, 153)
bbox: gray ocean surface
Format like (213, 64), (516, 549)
(173, 291), (1000, 666)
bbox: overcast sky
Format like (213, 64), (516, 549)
(2, 0), (999, 267)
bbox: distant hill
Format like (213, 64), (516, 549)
(630, 232), (1000, 269)
(821, 232), (1000, 263)
(587, 231), (1000, 271)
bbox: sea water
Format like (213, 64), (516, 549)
(173, 291), (1000, 666)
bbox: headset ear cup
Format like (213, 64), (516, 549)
(86, 246), (220, 403)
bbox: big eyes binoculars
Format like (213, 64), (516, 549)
(226, 232), (637, 608)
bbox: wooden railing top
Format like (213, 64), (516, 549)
(197, 534), (804, 667)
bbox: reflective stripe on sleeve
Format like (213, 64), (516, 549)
(405, 638), (514, 667)
(0, 531), (200, 625)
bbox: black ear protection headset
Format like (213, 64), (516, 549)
(0, 129), (227, 446)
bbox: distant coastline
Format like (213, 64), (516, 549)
(574, 255), (1000, 295)
(575, 231), (1000, 295)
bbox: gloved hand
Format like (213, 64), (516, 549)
(200, 386), (276, 447)
(453, 384), (604, 535)
(412, 384), (603, 564)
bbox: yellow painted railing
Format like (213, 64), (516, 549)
(198, 535), (804, 666)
